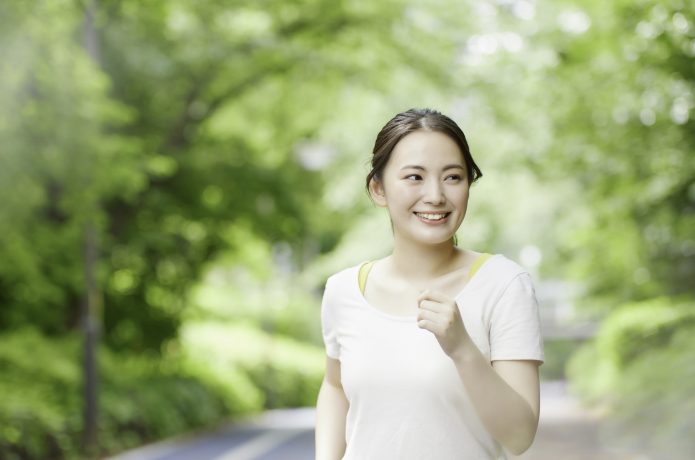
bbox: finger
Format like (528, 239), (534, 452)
(417, 299), (446, 313)
(417, 319), (442, 334)
(417, 308), (444, 325)
(418, 293), (460, 316)
(417, 289), (453, 304)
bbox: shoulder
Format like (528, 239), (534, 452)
(486, 254), (528, 277)
(323, 262), (363, 294)
(326, 262), (363, 285)
(320, 263), (364, 318)
(479, 253), (533, 292)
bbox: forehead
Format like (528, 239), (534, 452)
(389, 130), (464, 167)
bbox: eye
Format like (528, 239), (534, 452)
(445, 174), (462, 181)
(404, 174), (422, 181)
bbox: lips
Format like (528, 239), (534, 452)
(414, 212), (451, 221)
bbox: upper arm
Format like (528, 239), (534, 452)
(324, 355), (343, 388)
(321, 277), (342, 361)
(489, 273), (544, 364)
(491, 359), (540, 420)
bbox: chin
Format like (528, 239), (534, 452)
(410, 233), (456, 246)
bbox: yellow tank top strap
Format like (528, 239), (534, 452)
(358, 261), (375, 295)
(360, 255), (490, 295)
(468, 253), (492, 280)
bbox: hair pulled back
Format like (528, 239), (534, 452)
(366, 108), (482, 191)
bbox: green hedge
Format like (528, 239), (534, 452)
(1, 329), (83, 460)
(178, 321), (325, 409)
(0, 325), (325, 460)
(0, 329), (233, 459)
(567, 296), (695, 459)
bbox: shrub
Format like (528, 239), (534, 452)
(594, 297), (695, 369)
(0, 328), (248, 459)
(567, 296), (695, 459)
(608, 327), (695, 458)
(0, 322), (325, 459)
(0, 329), (82, 460)
(179, 321), (325, 409)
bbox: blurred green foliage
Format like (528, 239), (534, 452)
(0, 327), (321, 459)
(0, 0), (693, 458)
(2, 0), (462, 456)
(551, 0), (695, 301)
(537, 339), (585, 381)
(0, 329), (227, 459)
(0, 0), (456, 351)
(179, 321), (324, 408)
(568, 297), (695, 403)
(536, 2), (695, 456)
(568, 297), (695, 459)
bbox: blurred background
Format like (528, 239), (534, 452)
(0, 0), (693, 459)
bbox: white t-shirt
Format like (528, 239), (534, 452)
(320, 254), (544, 460)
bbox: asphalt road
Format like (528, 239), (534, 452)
(104, 408), (315, 460)
(105, 381), (648, 460)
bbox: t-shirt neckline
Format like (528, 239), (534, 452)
(354, 254), (497, 322)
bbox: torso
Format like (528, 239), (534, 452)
(322, 253), (540, 459)
(362, 249), (482, 317)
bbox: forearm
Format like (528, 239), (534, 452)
(315, 379), (349, 460)
(451, 343), (539, 454)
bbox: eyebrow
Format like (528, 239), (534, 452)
(400, 164), (465, 171)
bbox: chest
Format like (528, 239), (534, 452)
(363, 272), (470, 317)
(339, 317), (459, 397)
(365, 284), (420, 316)
(336, 289), (495, 394)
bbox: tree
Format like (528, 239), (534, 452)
(0, 0), (471, 352)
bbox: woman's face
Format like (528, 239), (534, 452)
(370, 130), (470, 246)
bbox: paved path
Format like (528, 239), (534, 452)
(104, 408), (315, 460)
(510, 381), (646, 460)
(105, 381), (648, 460)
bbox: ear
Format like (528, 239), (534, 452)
(368, 177), (388, 207)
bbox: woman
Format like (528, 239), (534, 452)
(315, 108), (544, 459)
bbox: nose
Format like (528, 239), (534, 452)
(423, 178), (445, 205)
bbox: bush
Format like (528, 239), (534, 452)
(0, 322), (325, 459)
(608, 327), (695, 458)
(0, 329), (82, 460)
(594, 297), (695, 369)
(97, 353), (236, 456)
(0, 328), (247, 459)
(179, 321), (325, 409)
(567, 296), (695, 459)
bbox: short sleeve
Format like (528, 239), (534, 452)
(320, 276), (340, 360)
(489, 272), (544, 363)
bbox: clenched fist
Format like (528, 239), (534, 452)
(416, 289), (473, 359)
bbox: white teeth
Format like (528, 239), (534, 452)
(416, 213), (448, 221)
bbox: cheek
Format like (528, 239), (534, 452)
(450, 187), (470, 205)
(386, 187), (418, 212)
(387, 181), (414, 197)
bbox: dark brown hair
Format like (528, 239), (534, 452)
(366, 108), (482, 191)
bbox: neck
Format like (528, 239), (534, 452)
(389, 235), (460, 280)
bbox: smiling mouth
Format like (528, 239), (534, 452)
(414, 212), (451, 222)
